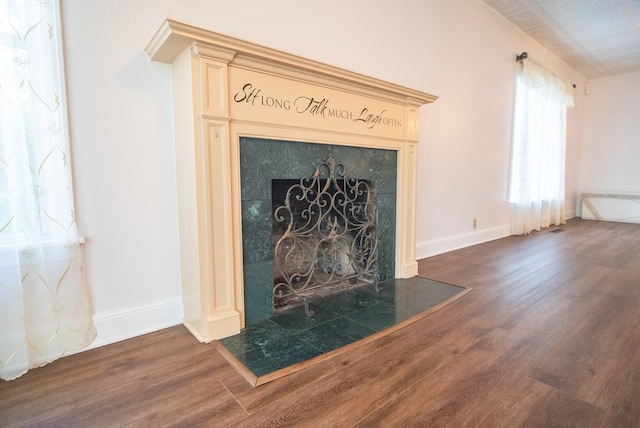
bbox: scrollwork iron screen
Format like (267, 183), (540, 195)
(272, 157), (378, 312)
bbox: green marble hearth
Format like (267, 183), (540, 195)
(216, 276), (469, 386)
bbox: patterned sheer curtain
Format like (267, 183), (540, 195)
(508, 58), (575, 235)
(0, 0), (95, 380)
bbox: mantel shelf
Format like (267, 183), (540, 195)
(146, 19), (438, 108)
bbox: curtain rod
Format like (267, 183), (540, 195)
(516, 52), (576, 88)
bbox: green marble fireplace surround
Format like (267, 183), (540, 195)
(240, 137), (398, 323)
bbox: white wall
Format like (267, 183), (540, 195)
(413, 1), (586, 256)
(578, 72), (640, 207)
(59, 0), (586, 348)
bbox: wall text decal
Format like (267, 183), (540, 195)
(232, 82), (403, 130)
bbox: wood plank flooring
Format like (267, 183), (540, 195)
(2, 218), (640, 427)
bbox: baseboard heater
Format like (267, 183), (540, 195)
(581, 193), (640, 224)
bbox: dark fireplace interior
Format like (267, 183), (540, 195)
(240, 137), (397, 324)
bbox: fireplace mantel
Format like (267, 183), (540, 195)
(146, 19), (437, 342)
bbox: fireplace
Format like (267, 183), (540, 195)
(245, 149), (391, 324)
(239, 138), (398, 323)
(146, 19), (437, 342)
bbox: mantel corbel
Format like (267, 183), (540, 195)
(190, 42), (236, 63)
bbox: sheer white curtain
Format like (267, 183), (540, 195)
(0, 0), (95, 381)
(508, 58), (575, 235)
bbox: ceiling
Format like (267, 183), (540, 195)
(482, 0), (640, 79)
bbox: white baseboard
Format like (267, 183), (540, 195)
(416, 224), (512, 260)
(84, 297), (184, 352)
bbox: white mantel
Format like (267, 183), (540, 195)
(146, 19), (437, 342)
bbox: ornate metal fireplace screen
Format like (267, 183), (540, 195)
(272, 157), (379, 316)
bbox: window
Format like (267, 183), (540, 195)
(508, 58), (574, 235)
(1, 0), (75, 247)
(0, 0), (95, 381)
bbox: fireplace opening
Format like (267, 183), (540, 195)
(271, 157), (378, 317)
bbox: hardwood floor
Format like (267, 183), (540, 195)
(2, 218), (640, 427)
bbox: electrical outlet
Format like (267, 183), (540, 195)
(473, 218), (477, 229)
